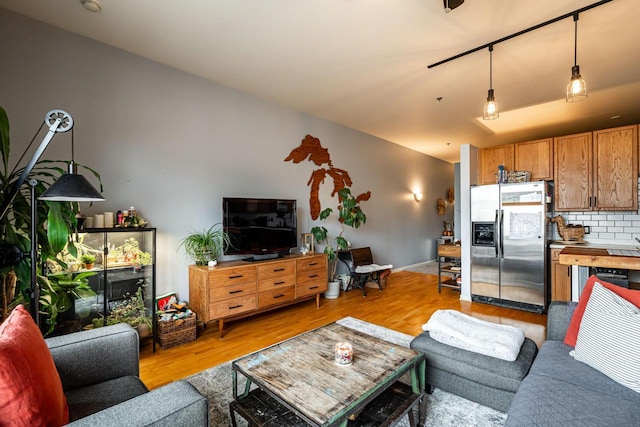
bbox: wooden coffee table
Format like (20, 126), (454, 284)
(230, 322), (426, 426)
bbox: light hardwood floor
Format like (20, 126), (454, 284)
(139, 271), (547, 390)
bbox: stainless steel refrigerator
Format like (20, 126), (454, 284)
(470, 181), (551, 313)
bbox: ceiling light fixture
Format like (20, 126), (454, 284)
(483, 45), (499, 120)
(81, 0), (102, 13)
(566, 13), (587, 102)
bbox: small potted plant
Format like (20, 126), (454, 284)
(80, 253), (96, 270)
(178, 223), (231, 265)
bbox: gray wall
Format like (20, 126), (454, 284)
(0, 9), (454, 298)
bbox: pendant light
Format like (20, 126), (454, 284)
(483, 45), (499, 120)
(566, 13), (587, 102)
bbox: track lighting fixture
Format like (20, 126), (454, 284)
(483, 45), (499, 120)
(566, 13), (588, 102)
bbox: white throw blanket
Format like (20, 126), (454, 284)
(355, 263), (392, 273)
(423, 310), (525, 361)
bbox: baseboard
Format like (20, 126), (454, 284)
(393, 260), (436, 272)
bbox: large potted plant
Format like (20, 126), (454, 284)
(311, 187), (368, 283)
(178, 223), (231, 265)
(0, 106), (102, 324)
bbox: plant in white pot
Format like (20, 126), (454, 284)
(311, 187), (369, 298)
(178, 223), (231, 265)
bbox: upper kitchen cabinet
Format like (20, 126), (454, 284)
(554, 132), (592, 211)
(515, 138), (553, 181)
(593, 125), (638, 210)
(479, 144), (514, 184)
(554, 125), (638, 211)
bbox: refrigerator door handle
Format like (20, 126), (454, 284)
(494, 210), (499, 258)
(499, 209), (505, 259)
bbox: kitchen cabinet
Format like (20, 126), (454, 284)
(515, 138), (553, 181)
(554, 132), (592, 211)
(555, 126), (638, 211)
(550, 248), (571, 302)
(593, 125), (638, 210)
(479, 144), (514, 184)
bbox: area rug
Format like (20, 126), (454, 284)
(186, 317), (507, 426)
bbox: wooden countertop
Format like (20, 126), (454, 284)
(558, 247), (640, 270)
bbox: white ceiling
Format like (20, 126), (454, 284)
(1, 0), (638, 163)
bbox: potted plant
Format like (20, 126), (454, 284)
(106, 286), (152, 338)
(178, 223), (231, 265)
(311, 187), (368, 282)
(0, 106), (103, 323)
(80, 253), (96, 269)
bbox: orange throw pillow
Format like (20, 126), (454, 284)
(564, 275), (640, 347)
(0, 305), (69, 426)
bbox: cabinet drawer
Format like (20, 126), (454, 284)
(551, 248), (562, 261)
(258, 286), (295, 308)
(297, 280), (327, 298)
(258, 275), (295, 292)
(296, 256), (327, 273)
(257, 261), (295, 280)
(210, 281), (257, 301)
(297, 267), (326, 285)
(438, 244), (461, 258)
(210, 295), (257, 318)
(209, 266), (257, 287)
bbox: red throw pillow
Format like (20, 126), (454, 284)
(564, 275), (640, 347)
(0, 305), (69, 426)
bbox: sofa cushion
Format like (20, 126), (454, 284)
(0, 305), (69, 426)
(564, 275), (640, 347)
(573, 282), (640, 393)
(506, 340), (640, 426)
(65, 375), (148, 421)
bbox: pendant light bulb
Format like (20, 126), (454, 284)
(566, 13), (587, 103)
(483, 45), (499, 120)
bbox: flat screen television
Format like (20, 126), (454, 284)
(223, 197), (297, 260)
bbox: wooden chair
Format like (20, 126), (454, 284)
(337, 247), (392, 297)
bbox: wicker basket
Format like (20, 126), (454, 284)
(157, 313), (196, 349)
(495, 170), (531, 183)
(560, 226), (585, 242)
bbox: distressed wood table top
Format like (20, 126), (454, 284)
(231, 322), (424, 426)
(558, 246), (640, 270)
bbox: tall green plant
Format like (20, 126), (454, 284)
(0, 106), (102, 307)
(311, 187), (368, 278)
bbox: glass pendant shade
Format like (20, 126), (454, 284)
(483, 89), (499, 120)
(566, 65), (587, 102)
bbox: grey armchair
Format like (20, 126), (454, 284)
(45, 323), (208, 426)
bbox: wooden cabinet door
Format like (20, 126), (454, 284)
(593, 125), (638, 211)
(479, 144), (515, 184)
(550, 249), (571, 302)
(554, 132), (592, 211)
(515, 138), (553, 181)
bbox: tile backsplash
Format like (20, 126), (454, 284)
(552, 178), (640, 244)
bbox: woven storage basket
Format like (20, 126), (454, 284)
(157, 313), (196, 349)
(560, 227), (585, 241)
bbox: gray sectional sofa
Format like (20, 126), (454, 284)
(505, 301), (640, 426)
(46, 323), (208, 426)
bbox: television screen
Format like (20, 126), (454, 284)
(223, 197), (297, 259)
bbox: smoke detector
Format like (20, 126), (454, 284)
(81, 0), (102, 13)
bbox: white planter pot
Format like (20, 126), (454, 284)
(324, 281), (341, 299)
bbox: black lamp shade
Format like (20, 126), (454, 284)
(39, 173), (105, 202)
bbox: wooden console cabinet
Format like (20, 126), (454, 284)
(189, 253), (327, 337)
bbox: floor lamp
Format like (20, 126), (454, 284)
(0, 110), (104, 325)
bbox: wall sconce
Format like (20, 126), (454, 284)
(413, 192), (423, 202)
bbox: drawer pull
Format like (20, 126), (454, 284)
(229, 275), (243, 279)
(229, 290), (243, 294)
(309, 286), (319, 290)
(309, 262), (318, 266)
(273, 268), (285, 272)
(274, 281), (285, 285)
(309, 274), (319, 278)
(229, 304), (243, 310)
(273, 294), (285, 299)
